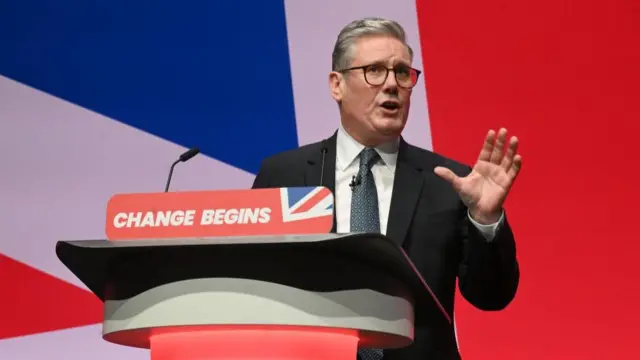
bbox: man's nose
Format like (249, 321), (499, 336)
(382, 70), (399, 94)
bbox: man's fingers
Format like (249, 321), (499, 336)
(478, 130), (496, 162)
(500, 136), (519, 170)
(490, 128), (508, 164)
(507, 154), (523, 180)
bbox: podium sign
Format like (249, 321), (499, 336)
(105, 186), (334, 240)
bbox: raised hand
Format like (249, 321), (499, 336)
(434, 128), (522, 224)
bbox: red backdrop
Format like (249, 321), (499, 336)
(416, 0), (640, 358)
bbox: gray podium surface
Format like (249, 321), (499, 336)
(56, 232), (450, 350)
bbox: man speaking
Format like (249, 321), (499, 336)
(252, 17), (521, 360)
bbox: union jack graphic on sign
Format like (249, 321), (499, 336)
(280, 187), (334, 222)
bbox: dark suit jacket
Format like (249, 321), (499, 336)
(251, 132), (519, 360)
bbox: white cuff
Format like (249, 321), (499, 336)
(467, 210), (504, 242)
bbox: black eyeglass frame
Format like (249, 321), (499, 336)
(337, 63), (422, 89)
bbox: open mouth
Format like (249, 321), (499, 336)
(380, 101), (400, 111)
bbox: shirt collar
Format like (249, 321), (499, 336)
(336, 124), (399, 171)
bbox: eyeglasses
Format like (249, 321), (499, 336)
(338, 63), (422, 89)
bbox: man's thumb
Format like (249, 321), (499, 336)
(434, 166), (462, 192)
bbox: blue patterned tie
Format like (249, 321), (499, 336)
(350, 147), (380, 233)
(350, 148), (384, 360)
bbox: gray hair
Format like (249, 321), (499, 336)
(331, 17), (414, 71)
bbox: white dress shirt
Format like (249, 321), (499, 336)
(334, 125), (504, 241)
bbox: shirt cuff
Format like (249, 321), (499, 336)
(467, 209), (504, 242)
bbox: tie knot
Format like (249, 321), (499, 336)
(359, 147), (379, 169)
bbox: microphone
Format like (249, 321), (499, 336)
(319, 140), (329, 186)
(349, 175), (361, 190)
(179, 147), (200, 162)
(164, 147), (200, 192)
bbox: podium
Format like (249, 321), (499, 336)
(56, 232), (451, 360)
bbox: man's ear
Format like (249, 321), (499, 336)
(329, 71), (343, 102)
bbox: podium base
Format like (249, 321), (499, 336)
(143, 325), (359, 360)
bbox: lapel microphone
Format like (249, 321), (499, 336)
(349, 175), (361, 190)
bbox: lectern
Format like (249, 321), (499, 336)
(57, 186), (450, 359)
(56, 232), (450, 360)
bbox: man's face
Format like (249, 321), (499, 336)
(330, 34), (415, 145)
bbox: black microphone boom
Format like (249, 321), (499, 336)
(164, 147), (200, 192)
(319, 146), (328, 186)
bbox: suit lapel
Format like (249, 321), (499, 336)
(304, 133), (337, 232)
(386, 138), (425, 246)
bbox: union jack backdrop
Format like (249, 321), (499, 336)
(1, 0), (638, 359)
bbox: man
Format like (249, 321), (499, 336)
(252, 17), (521, 360)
